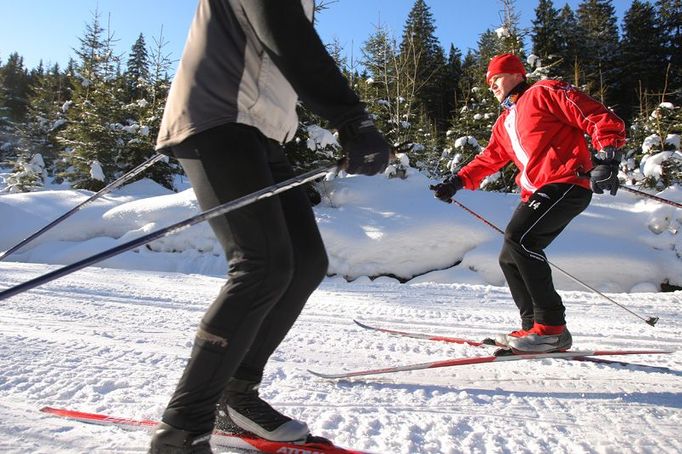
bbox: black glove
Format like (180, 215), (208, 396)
(594, 146), (622, 162)
(429, 175), (464, 203)
(590, 146), (622, 195)
(337, 115), (390, 176)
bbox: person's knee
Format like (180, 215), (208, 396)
(311, 248), (329, 286)
(505, 225), (544, 253)
(309, 240), (329, 280)
(227, 240), (295, 297)
(263, 243), (296, 293)
(498, 249), (509, 267)
(504, 226), (523, 246)
(294, 241), (329, 290)
(499, 227), (521, 261)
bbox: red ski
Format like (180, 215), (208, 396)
(308, 349), (673, 379)
(40, 407), (371, 454)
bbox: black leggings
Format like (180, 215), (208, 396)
(162, 123), (328, 432)
(499, 183), (592, 328)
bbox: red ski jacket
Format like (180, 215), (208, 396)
(458, 80), (626, 201)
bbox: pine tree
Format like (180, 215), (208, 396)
(56, 9), (126, 190)
(656, 0), (682, 103)
(126, 34), (150, 100)
(445, 44), (463, 120)
(446, 45), (503, 181)
(556, 4), (581, 84)
(531, 0), (564, 76)
(16, 63), (70, 174)
(620, 0), (667, 121)
(361, 24), (413, 146)
(5, 153), (47, 192)
(408, 110), (444, 177)
(495, 0), (525, 57)
(0, 55), (11, 162)
(148, 26), (173, 116)
(477, 30), (504, 67)
(118, 26), (176, 189)
(627, 101), (682, 189)
(0, 52), (32, 164)
(445, 83), (497, 172)
(0, 52), (31, 123)
(29, 61), (45, 90)
(399, 0), (449, 132)
(575, 0), (621, 105)
(457, 51), (481, 100)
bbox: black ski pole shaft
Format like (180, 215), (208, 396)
(620, 185), (682, 209)
(0, 153), (167, 261)
(450, 198), (659, 327)
(0, 165), (335, 302)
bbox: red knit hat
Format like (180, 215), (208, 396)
(486, 53), (526, 84)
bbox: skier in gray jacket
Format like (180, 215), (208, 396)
(149, 1), (390, 453)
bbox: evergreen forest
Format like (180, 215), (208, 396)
(1, 0), (680, 193)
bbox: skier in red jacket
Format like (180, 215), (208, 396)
(431, 53), (626, 353)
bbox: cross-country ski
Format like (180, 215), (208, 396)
(40, 407), (370, 454)
(353, 319), (496, 346)
(308, 349), (674, 379)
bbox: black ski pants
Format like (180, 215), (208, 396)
(162, 123), (328, 432)
(499, 183), (591, 329)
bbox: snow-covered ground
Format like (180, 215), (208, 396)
(0, 169), (681, 453)
(0, 263), (680, 453)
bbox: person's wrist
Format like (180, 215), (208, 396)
(595, 146), (622, 164)
(446, 174), (463, 190)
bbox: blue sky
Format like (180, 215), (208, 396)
(1, 0), (630, 71)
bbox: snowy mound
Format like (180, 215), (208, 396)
(0, 171), (680, 292)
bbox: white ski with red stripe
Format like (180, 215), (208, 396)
(40, 407), (371, 454)
(353, 319), (497, 346)
(308, 349), (673, 379)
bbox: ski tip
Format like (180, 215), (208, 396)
(307, 369), (343, 380)
(307, 369), (329, 378)
(353, 319), (370, 329)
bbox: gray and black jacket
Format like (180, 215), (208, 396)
(156, 0), (365, 151)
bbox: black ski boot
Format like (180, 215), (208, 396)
(216, 378), (309, 442)
(148, 422), (213, 454)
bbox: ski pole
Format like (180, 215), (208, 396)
(0, 153), (167, 262)
(619, 185), (682, 209)
(448, 197), (660, 327)
(0, 164), (335, 302)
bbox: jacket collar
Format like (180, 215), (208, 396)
(501, 81), (529, 110)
